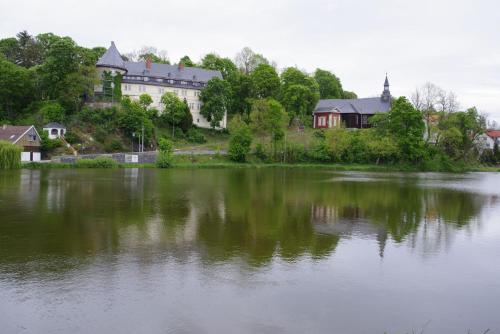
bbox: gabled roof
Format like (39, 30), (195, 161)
(486, 130), (500, 138)
(313, 97), (391, 115)
(123, 61), (222, 83)
(43, 122), (65, 129)
(96, 41), (126, 71)
(0, 125), (37, 144)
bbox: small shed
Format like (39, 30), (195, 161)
(43, 122), (66, 139)
(0, 125), (41, 161)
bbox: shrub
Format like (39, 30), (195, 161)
(63, 130), (79, 144)
(186, 128), (206, 143)
(0, 141), (21, 169)
(228, 124), (252, 162)
(156, 138), (173, 168)
(40, 131), (62, 153)
(254, 143), (268, 161)
(104, 138), (123, 153)
(93, 127), (107, 143)
(75, 157), (117, 168)
(40, 101), (65, 123)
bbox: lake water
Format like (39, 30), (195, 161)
(0, 169), (499, 334)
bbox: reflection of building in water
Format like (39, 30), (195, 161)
(18, 170), (41, 204)
(311, 204), (388, 257)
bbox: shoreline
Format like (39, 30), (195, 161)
(20, 159), (500, 173)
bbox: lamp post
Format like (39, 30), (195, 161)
(132, 132), (135, 152)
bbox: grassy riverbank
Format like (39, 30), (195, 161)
(21, 155), (500, 172)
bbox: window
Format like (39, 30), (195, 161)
(189, 102), (195, 109)
(197, 103), (202, 110)
(173, 89), (179, 96)
(181, 90), (187, 96)
(139, 85), (146, 92)
(158, 87), (165, 94)
(318, 116), (327, 127)
(197, 118), (199, 123)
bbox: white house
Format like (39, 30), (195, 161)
(43, 122), (66, 139)
(477, 130), (500, 150)
(95, 42), (226, 129)
(0, 125), (41, 161)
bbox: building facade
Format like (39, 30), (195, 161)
(0, 125), (41, 161)
(95, 42), (226, 129)
(313, 76), (392, 129)
(43, 122), (66, 139)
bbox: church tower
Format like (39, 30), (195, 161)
(381, 74), (391, 102)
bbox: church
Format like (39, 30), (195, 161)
(313, 76), (392, 129)
(94, 42), (226, 129)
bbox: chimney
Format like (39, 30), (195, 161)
(146, 57), (152, 70)
(178, 62), (185, 71)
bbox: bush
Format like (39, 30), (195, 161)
(63, 130), (79, 145)
(254, 143), (268, 161)
(93, 127), (107, 143)
(40, 101), (65, 123)
(0, 140), (21, 169)
(156, 138), (173, 168)
(186, 128), (206, 143)
(104, 138), (123, 153)
(40, 131), (62, 153)
(228, 125), (252, 162)
(75, 157), (118, 168)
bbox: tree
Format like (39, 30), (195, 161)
(40, 101), (65, 123)
(139, 94), (153, 109)
(235, 47), (269, 74)
(156, 138), (174, 168)
(250, 64), (280, 99)
(118, 97), (154, 143)
(200, 53), (238, 79)
(200, 77), (231, 129)
(280, 67), (320, 120)
(125, 46), (169, 64)
(179, 99), (193, 132)
(0, 38), (19, 63)
(0, 58), (34, 120)
(372, 97), (425, 162)
(179, 55), (195, 67)
(15, 31), (42, 67)
(228, 116), (253, 162)
(228, 72), (253, 116)
(342, 91), (357, 99)
(160, 92), (186, 137)
(314, 69), (343, 99)
(249, 99), (289, 155)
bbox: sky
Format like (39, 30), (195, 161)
(1, 0), (499, 121)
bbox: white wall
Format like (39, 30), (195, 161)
(122, 83), (227, 129)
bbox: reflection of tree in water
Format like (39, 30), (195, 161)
(309, 177), (488, 257)
(0, 169), (491, 273)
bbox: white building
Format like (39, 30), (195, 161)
(95, 42), (226, 129)
(43, 122), (66, 139)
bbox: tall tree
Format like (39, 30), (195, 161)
(179, 55), (195, 67)
(280, 67), (320, 120)
(250, 98), (289, 155)
(235, 47), (269, 74)
(200, 53), (237, 79)
(160, 92), (186, 137)
(0, 58), (34, 120)
(200, 77), (231, 129)
(314, 69), (343, 99)
(250, 64), (280, 99)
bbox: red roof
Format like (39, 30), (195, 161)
(486, 130), (500, 138)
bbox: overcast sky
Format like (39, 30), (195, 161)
(1, 0), (499, 121)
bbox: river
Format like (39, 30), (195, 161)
(0, 169), (499, 333)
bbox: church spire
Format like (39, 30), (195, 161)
(381, 73), (391, 102)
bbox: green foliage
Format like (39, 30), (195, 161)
(160, 92), (187, 136)
(314, 69), (343, 99)
(186, 128), (206, 143)
(372, 97), (425, 162)
(280, 67), (319, 121)
(250, 64), (280, 99)
(118, 97), (154, 143)
(63, 130), (79, 144)
(342, 91), (358, 99)
(156, 138), (174, 168)
(228, 116), (253, 162)
(228, 72), (253, 116)
(200, 53), (238, 79)
(179, 55), (195, 67)
(104, 138), (124, 153)
(75, 157), (118, 168)
(0, 57), (34, 120)
(250, 99), (289, 142)
(40, 101), (65, 123)
(179, 101), (193, 132)
(200, 78), (231, 128)
(0, 140), (21, 169)
(139, 94), (153, 109)
(40, 130), (62, 153)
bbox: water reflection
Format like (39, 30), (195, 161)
(0, 169), (494, 268)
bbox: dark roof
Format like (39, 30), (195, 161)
(97, 41), (222, 83)
(0, 125), (33, 143)
(43, 122), (65, 129)
(96, 41), (126, 71)
(313, 97), (391, 115)
(123, 61), (222, 83)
